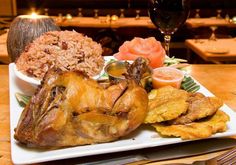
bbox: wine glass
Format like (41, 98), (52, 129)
(120, 9), (125, 18)
(209, 9), (222, 41)
(94, 9), (99, 18)
(78, 8), (83, 17)
(209, 26), (217, 41)
(135, 10), (141, 20)
(216, 9), (222, 19)
(148, 0), (191, 56)
(195, 9), (200, 18)
(44, 8), (49, 16)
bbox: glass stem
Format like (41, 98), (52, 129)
(164, 35), (171, 56)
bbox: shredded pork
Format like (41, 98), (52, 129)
(16, 30), (104, 80)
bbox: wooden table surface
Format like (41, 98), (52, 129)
(54, 16), (111, 28)
(53, 16), (155, 28)
(1, 64), (236, 165)
(56, 16), (236, 29)
(0, 32), (10, 64)
(110, 17), (155, 28)
(186, 17), (236, 28)
(185, 38), (236, 63)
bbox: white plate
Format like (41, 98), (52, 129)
(9, 62), (236, 165)
(13, 56), (116, 87)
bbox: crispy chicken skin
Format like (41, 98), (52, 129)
(14, 70), (148, 148)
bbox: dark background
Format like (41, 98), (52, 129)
(16, 0), (236, 17)
(8, 0), (236, 62)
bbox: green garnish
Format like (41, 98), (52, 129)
(107, 59), (116, 64)
(164, 56), (187, 66)
(181, 76), (200, 93)
(97, 72), (109, 80)
(15, 93), (31, 107)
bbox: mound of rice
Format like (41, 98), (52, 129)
(16, 30), (104, 80)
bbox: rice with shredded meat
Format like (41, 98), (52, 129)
(16, 30), (104, 80)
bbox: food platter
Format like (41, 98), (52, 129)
(9, 57), (236, 165)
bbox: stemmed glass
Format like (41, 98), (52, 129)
(216, 9), (222, 19)
(209, 9), (222, 41)
(195, 9), (200, 18)
(148, 0), (191, 56)
(209, 26), (217, 41)
(135, 10), (141, 20)
(78, 8), (83, 17)
(44, 8), (49, 16)
(120, 9), (125, 18)
(94, 9), (99, 18)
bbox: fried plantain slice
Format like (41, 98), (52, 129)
(199, 110), (229, 133)
(148, 86), (189, 108)
(152, 110), (229, 140)
(152, 123), (213, 140)
(144, 86), (189, 123)
(170, 96), (223, 125)
(144, 98), (188, 123)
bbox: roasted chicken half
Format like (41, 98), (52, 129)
(14, 69), (148, 148)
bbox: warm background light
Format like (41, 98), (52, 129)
(30, 12), (38, 19)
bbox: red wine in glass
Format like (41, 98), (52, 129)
(148, 0), (191, 56)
